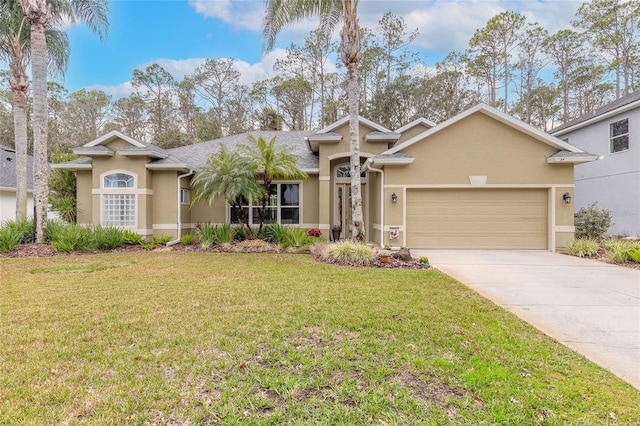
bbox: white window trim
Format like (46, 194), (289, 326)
(99, 170), (138, 228)
(230, 181), (302, 226)
(610, 118), (629, 154)
(180, 188), (190, 205)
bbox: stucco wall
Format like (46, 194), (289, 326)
(559, 109), (639, 236)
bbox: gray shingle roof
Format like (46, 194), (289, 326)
(0, 145), (33, 190)
(164, 131), (318, 170)
(551, 89), (640, 133)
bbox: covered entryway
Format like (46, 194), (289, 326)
(406, 188), (548, 249)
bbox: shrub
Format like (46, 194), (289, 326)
(180, 233), (194, 245)
(604, 238), (636, 263)
(0, 227), (22, 253)
(262, 223), (290, 245)
(285, 228), (307, 247)
(575, 203), (613, 240)
(50, 224), (93, 252)
(213, 224), (236, 244)
(44, 220), (65, 242)
(307, 228), (322, 237)
(1, 218), (34, 244)
(322, 241), (376, 266)
(92, 226), (125, 250)
(123, 230), (145, 245)
(196, 222), (216, 248)
(566, 238), (600, 257)
(628, 248), (640, 263)
(152, 235), (172, 245)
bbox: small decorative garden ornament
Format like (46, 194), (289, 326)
(418, 256), (430, 269)
(379, 249), (391, 264)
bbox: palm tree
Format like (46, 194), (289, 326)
(0, 2), (69, 221)
(263, 0), (366, 242)
(18, 0), (109, 243)
(191, 145), (263, 238)
(238, 134), (308, 233)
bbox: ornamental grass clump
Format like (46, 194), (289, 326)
(50, 224), (93, 252)
(566, 238), (600, 257)
(196, 222), (216, 248)
(604, 238), (637, 263)
(321, 240), (376, 266)
(285, 228), (307, 248)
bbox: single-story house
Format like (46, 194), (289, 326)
(551, 90), (639, 237)
(54, 103), (598, 250)
(0, 144), (34, 222)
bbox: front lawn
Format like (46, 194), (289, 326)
(1, 252), (638, 424)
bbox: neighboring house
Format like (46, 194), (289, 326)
(0, 144), (34, 222)
(551, 90), (640, 237)
(53, 103), (598, 250)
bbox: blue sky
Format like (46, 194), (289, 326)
(39, 1), (585, 97)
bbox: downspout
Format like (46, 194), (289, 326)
(363, 158), (385, 246)
(167, 169), (194, 246)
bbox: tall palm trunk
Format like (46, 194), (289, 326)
(8, 17), (29, 220)
(341, 0), (364, 242)
(21, 0), (50, 243)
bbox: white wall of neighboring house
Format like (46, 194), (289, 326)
(562, 108), (640, 237)
(0, 189), (34, 222)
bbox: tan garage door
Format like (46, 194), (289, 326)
(406, 189), (548, 249)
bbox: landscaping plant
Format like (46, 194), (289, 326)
(566, 238), (600, 257)
(322, 240), (377, 265)
(574, 202), (612, 240)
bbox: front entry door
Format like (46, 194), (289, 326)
(334, 183), (366, 240)
(335, 184), (352, 240)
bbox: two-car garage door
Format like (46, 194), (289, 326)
(406, 189), (548, 249)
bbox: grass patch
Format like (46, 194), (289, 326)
(29, 261), (134, 274)
(1, 252), (639, 424)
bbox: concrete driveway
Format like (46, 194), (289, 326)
(412, 250), (640, 390)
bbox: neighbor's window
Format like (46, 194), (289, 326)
(230, 183), (300, 225)
(610, 118), (629, 153)
(102, 172), (136, 227)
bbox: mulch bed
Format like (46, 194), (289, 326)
(3, 243), (637, 270)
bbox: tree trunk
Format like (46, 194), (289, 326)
(21, 0), (50, 243)
(340, 0), (364, 243)
(9, 63), (29, 221)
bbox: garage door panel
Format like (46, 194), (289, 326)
(407, 189), (547, 249)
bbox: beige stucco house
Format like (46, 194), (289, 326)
(53, 103), (598, 250)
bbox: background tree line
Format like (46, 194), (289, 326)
(1, 0), (638, 156)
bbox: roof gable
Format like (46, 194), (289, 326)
(317, 115), (393, 134)
(85, 130), (147, 148)
(387, 103), (584, 156)
(394, 117), (436, 133)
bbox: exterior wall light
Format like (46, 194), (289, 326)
(563, 192), (572, 204)
(391, 192), (398, 204)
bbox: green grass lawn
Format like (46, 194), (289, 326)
(1, 252), (639, 425)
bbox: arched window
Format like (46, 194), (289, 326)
(336, 164), (366, 179)
(102, 172), (136, 227)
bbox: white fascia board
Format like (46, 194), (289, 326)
(85, 130), (146, 148)
(300, 168), (319, 174)
(119, 150), (168, 159)
(550, 99), (640, 136)
(50, 163), (92, 170)
(72, 148), (114, 157)
(306, 134), (342, 142)
(364, 133), (400, 142)
(145, 163), (194, 171)
(546, 155), (601, 164)
(370, 157), (415, 166)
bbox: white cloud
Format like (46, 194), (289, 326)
(88, 50), (293, 99)
(189, 0), (265, 31)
